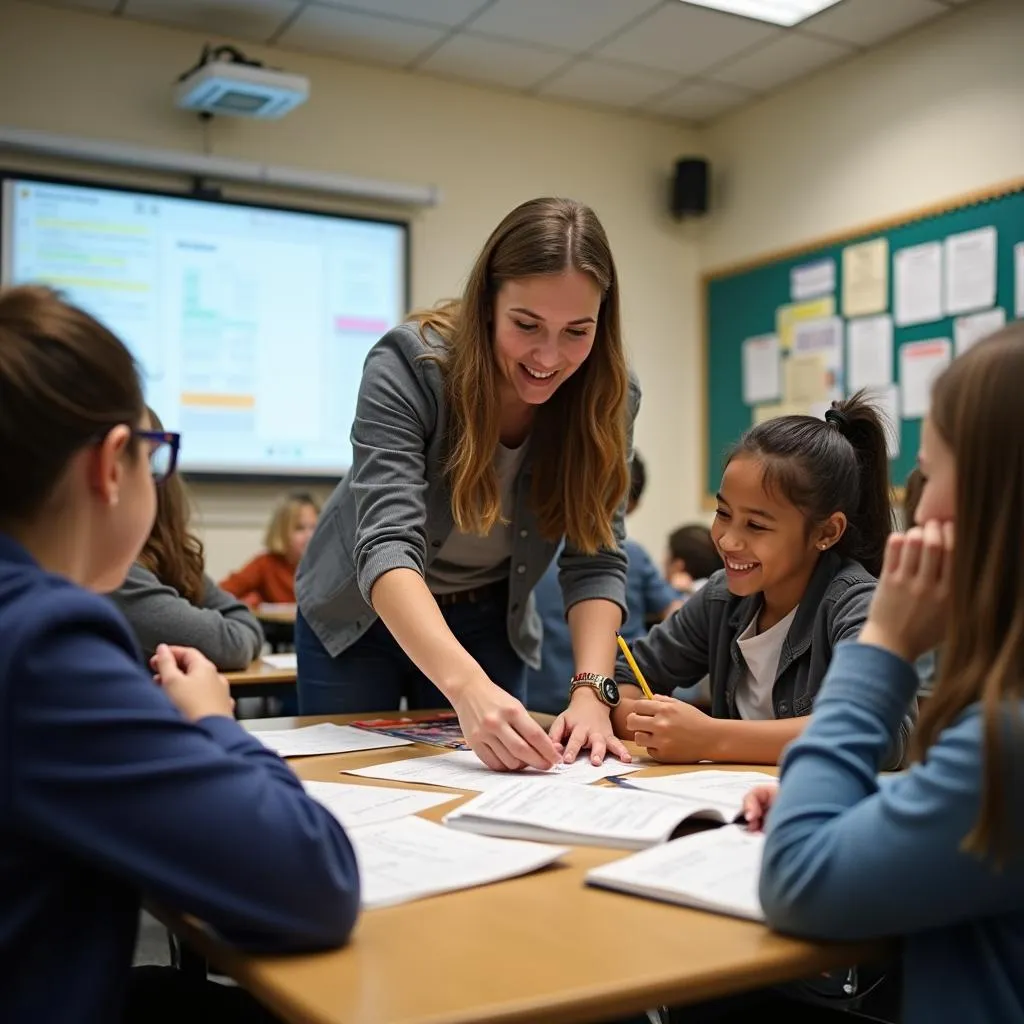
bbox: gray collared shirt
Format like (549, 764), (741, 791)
(296, 323), (640, 670)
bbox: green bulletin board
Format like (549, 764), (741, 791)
(703, 180), (1024, 502)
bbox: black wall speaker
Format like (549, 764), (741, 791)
(671, 157), (709, 218)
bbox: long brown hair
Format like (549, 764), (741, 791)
(912, 321), (1024, 863)
(0, 286), (143, 526)
(137, 407), (206, 604)
(411, 197), (630, 554)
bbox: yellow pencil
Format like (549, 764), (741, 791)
(615, 632), (655, 700)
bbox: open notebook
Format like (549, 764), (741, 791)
(586, 825), (765, 922)
(442, 771), (766, 850)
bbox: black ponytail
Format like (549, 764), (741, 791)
(728, 390), (894, 576)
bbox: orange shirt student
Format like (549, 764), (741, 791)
(220, 493), (319, 607)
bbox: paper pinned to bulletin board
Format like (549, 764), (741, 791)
(842, 238), (889, 317)
(776, 297), (835, 352)
(741, 334), (781, 405)
(791, 316), (844, 398)
(954, 307), (1006, 356)
(899, 339), (952, 419)
(790, 258), (835, 301)
(783, 353), (829, 406)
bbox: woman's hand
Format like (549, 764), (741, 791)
(550, 690), (632, 766)
(860, 520), (953, 663)
(742, 784), (778, 833)
(626, 694), (716, 763)
(452, 676), (560, 772)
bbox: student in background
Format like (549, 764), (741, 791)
(664, 523), (722, 597)
(526, 452), (678, 715)
(296, 197), (639, 771)
(109, 408), (264, 672)
(220, 492), (319, 607)
(757, 323), (1024, 1024)
(612, 393), (913, 768)
(0, 286), (359, 1024)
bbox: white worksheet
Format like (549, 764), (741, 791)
(345, 749), (642, 792)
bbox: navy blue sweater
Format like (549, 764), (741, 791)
(0, 533), (360, 1023)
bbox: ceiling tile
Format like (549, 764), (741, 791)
(418, 33), (574, 90)
(800, 0), (947, 46)
(595, 3), (780, 75)
(466, 0), (663, 52)
(122, 0), (300, 42)
(711, 30), (853, 91)
(645, 79), (752, 121)
(538, 58), (679, 108)
(313, 0), (490, 28)
(278, 6), (446, 63)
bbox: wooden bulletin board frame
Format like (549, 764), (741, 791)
(700, 178), (1024, 509)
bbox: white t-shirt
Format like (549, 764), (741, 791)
(734, 606), (798, 721)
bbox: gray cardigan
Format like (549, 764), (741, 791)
(297, 323), (640, 669)
(110, 564), (264, 671)
(615, 551), (915, 769)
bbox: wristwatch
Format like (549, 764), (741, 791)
(569, 672), (620, 708)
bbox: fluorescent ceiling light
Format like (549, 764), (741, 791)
(677, 0), (843, 27)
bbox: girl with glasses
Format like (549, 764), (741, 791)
(0, 285), (359, 1024)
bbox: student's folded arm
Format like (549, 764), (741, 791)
(827, 579), (915, 769)
(760, 643), (1024, 941)
(10, 605), (359, 952)
(111, 566), (264, 671)
(200, 575), (265, 662)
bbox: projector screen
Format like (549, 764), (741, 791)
(1, 174), (408, 477)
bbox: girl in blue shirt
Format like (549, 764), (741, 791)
(756, 321), (1024, 1024)
(0, 286), (360, 1023)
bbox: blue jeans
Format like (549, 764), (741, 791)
(296, 589), (527, 715)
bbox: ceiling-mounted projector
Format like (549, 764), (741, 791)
(175, 44), (309, 119)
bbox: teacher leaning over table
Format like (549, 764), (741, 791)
(295, 197), (640, 774)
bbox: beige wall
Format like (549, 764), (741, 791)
(2, 0), (1021, 577)
(704, 0), (1023, 269)
(0, 0), (701, 577)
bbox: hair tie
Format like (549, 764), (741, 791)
(824, 407), (850, 434)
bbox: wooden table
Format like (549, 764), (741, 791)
(167, 714), (887, 1024)
(224, 660), (297, 699)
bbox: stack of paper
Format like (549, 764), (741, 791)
(349, 815), (567, 909)
(250, 723), (412, 757)
(586, 825), (765, 922)
(442, 775), (749, 850)
(260, 652), (298, 670)
(302, 780), (457, 829)
(345, 749), (642, 792)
